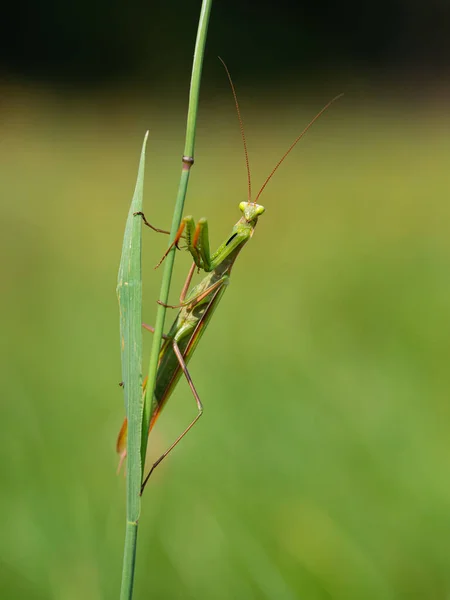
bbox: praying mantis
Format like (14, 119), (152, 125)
(117, 62), (341, 493)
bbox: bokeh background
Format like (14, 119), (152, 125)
(2, 1), (450, 598)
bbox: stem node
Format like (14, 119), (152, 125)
(182, 155), (195, 170)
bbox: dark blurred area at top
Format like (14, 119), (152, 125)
(1, 0), (449, 90)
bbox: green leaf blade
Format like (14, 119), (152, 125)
(117, 131), (148, 600)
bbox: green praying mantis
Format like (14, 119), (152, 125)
(117, 63), (341, 493)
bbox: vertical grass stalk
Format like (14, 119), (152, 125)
(141, 0), (213, 467)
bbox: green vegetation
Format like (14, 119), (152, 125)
(1, 91), (449, 598)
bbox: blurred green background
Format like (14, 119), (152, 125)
(2, 1), (450, 598)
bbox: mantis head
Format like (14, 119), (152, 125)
(239, 201), (265, 223)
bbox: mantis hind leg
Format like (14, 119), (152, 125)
(158, 274), (228, 310)
(142, 323), (170, 339)
(140, 338), (203, 494)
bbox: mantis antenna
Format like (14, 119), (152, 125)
(218, 56), (252, 204)
(219, 56), (342, 206)
(254, 93), (343, 203)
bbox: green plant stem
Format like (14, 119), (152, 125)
(141, 0), (213, 468)
(121, 521), (138, 598)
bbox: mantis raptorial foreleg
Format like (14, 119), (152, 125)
(151, 216), (217, 272)
(134, 211), (213, 271)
